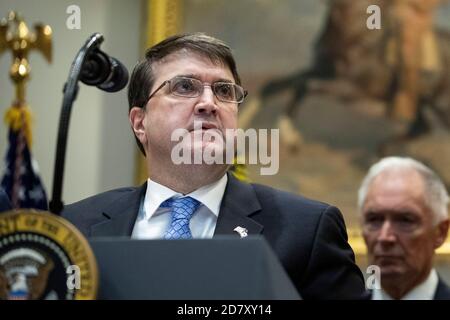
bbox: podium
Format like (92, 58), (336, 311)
(89, 236), (301, 300)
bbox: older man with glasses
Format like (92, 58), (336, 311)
(63, 33), (367, 299)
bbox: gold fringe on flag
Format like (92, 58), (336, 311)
(230, 157), (251, 183)
(4, 103), (33, 147)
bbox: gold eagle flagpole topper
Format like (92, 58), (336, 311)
(0, 11), (52, 146)
(0, 12), (98, 300)
(0, 11), (52, 102)
(0, 11), (51, 207)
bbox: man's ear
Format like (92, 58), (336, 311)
(129, 106), (147, 146)
(434, 219), (449, 249)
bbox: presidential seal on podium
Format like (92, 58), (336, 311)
(0, 210), (98, 300)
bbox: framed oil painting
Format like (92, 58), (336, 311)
(179, 0), (450, 232)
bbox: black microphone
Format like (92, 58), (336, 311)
(50, 33), (128, 215)
(80, 49), (129, 92)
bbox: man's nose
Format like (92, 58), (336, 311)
(377, 220), (396, 243)
(194, 86), (218, 116)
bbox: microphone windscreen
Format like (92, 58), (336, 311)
(98, 57), (129, 93)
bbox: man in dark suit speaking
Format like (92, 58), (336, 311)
(63, 33), (366, 299)
(0, 188), (12, 213)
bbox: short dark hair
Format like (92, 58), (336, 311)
(128, 33), (242, 155)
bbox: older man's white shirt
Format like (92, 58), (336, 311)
(372, 269), (439, 300)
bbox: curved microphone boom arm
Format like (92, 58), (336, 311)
(49, 33), (128, 215)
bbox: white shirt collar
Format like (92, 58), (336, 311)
(143, 174), (228, 220)
(372, 269), (439, 300)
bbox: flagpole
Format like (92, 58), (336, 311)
(0, 11), (52, 210)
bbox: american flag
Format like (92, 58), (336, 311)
(1, 107), (48, 210)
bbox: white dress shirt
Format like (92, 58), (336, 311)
(131, 174), (228, 239)
(372, 268), (439, 300)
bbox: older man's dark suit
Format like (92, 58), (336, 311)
(0, 189), (12, 213)
(63, 173), (367, 299)
(370, 277), (450, 299)
(434, 278), (450, 300)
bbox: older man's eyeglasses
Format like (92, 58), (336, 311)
(147, 76), (248, 104)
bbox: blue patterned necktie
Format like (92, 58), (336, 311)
(160, 196), (201, 239)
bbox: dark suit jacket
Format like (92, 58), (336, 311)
(434, 277), (450, 300)
(369, 275), (450, 300)
(63, 173), (367, 299)
(0, 188), (12, 213)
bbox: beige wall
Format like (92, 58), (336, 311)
(0, 0), (142, 203)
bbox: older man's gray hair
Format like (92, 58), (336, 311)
(358, 156), (449, 224)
